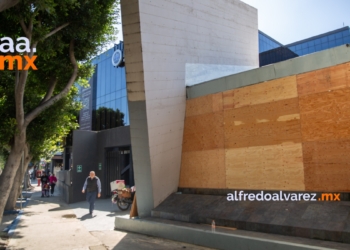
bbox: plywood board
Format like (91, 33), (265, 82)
(225, 143), (305, 191)
(297, 63), (350, 97)
(304, 173), (350, 192)
(299, 88), (350, 142)
(186, 95), (212, 117)
(224, 98), (302, 148)
(179, 149), (226, 189)
(185, 93), (223, 117)
(223, 75), (298, 110)
(303, 139), (350, 191)
(212, 92), (223, 112)
(182, 111), (224, 152)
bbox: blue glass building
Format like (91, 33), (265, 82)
(259, 31), (282, 53)
(88, 42), (129, 131)
(259, 27), (350, 66)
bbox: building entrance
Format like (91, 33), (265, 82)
(105, 146), (134, 197)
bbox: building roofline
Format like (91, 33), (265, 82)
(186, 44), (350, 99)
(285, 26), (350, 47)
(258, 30), (283, 46)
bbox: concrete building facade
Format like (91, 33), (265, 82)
(121, 0), (259, 216)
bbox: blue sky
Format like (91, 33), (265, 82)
(242, 0), (350, 45)
(116, 1), (350, 45)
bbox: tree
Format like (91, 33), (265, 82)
(0, 0), (118, 223)
(0, 0), (19, 12)
(4, 85), (82, 210)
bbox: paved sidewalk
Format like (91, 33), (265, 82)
(6, 185), (213, 250)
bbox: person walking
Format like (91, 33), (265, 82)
(82, 171), (101, 216)
(40, 172), (50, 197)
(49, 173), (57, 196)
(36, 169), (42, 186)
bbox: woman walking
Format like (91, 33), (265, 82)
(49, 173), (57, 196)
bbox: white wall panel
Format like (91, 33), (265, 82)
(122, 0), (258, 213)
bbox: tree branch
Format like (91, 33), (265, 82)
(0, 0), (20, 13)
(40, 77), (57, 104)
(23, 40), (78, 127)
(16, 69), (28, 129)
(19, 19), (30, 38)
(42, 23), (70, 40)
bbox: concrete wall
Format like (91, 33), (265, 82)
(56, 170), (73, 203)
(72, 130), (98, 203)
(68, 127), (131, 203)
(121, 0), (258, 216)
(179, 45), (350, 192)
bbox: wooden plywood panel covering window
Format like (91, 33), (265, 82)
(299, 88), (350, 142)
(179, 149), (226, 188)
(224, 98), (302, 148)
(180, 62), (350, 192)
(223, 76), (298, 110)
(225, 143), (304, 190)
(297, 63), (350, 97)
(186, 93), (223, 117)
(182, 111), (224, 152)
(303, 139), (350, 191)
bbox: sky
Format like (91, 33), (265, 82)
(241, 0), (350, 45)
(115, 1), (350, 46)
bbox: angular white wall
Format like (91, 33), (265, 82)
(121, 0), (258, 216)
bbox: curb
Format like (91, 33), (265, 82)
(2, 210), (23, 236)
(2, 197), (30, 237)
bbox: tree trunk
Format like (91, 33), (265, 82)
(5, 162), (23, 210)
(0, 132), (26, 224)
(4, 146), (31, 211)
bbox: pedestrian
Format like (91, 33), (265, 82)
(40, 172), (50, 197)
(82, 171), (101, 217)
(36, 169), (42, 186)
(49, 173), (57, 196)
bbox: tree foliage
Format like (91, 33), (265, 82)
(0, 0), (119, 223)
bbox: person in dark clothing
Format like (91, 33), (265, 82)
(49, 173), (57, 196)
(82, 171), (101, 216)
(40, 173), (50, 197)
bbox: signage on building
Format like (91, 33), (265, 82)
(98, 163), (102, 170)
(111, 49), (122, 67)
(79, 80), (93, 131)
(77, 165), (82, 173)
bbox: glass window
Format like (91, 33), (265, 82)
(315, 44), (322, 51)
(302, 48), (308, 55)
(329, 40), (336, 47)
(309, 46), (315, 53)
(116, 89), (122, 99)
(335, 32), (342, 39)
(307, 41), (314, 47)
(301, 43), (308, 49)
(335, 39), (343, 46)
(343, 35), (350, 43)
(115, 98), (122, 110)
(314, 38), (321, 45)
(296, 44), (302, 50)
(321, 43), (329, 50)
(342, 30), (350, 37)
(321, 37), (328, 43)
(328, 34), (336, 41)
